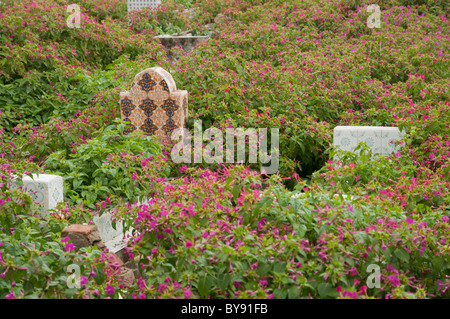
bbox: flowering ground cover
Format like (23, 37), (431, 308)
(0, 0), (449, 299)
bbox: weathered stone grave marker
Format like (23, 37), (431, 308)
(12, 173), (64, 214)
(93, 211), (133, 254)
(127, 0), (161, 13)
(333, 126), (404, 161)
(156, 35), (210, 61)
(120, 67), (188, 143)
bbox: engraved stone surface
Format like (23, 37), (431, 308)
(93, 211), (133, 254)
(20, 174), (64, 214)
(333, 126), (404, 160)
(128, 0), (161, 13)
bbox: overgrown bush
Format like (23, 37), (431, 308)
(44, 120), (169, 209)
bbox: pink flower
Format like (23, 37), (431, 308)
(359, 285), (367, 295)
(406, 217), (414, 224)
(185, 241), (193, 248)
(61, 236), (70, 243)
(429, 153), (435, 159)
(80, 276), (88, 287)
(336, 286), (342, 292)
(395, 152), (401, 158)
(106, 284), (115, 295)
(64, 243), (74, 252)
(4, 291), (15, 299)
(158, 283), (168, 293)
(387, 274), (400, 287)
(184, 289), (192, 298)
(442, 216), (449, 223)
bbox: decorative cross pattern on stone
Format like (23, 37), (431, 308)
(120, 67), (188, 143)
(333, 126), (404, 160)
(127, 0), (161, 13)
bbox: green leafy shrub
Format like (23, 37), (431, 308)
(44, 121), (169, 209)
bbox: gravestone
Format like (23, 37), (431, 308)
(333, 126), (404, 160)
(92, 196), (157, 254)
(12, 174), (64, 214)
(156, 35), (210, 61)
(127, 0), (161, 13)
(93, 211), (133, 254)
(120, 67), (188, 143)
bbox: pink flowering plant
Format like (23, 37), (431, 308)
(0, 160), (129, 299)
(0, 0), (449, 299)
(44, 120), (169, 212)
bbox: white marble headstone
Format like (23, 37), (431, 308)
(333, 126), (404, 160)
(127, 0), (161, 13)
(21, 174), (64, 213)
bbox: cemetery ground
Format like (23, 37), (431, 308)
(0, 0), (449, 300)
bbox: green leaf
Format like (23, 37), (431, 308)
(293, 224), (307, 238)
(23, 280), (34, 294)
(256, 196), (273, 210)
(273, 261), (287, 273)
(94, 267), (105, 285)
(197, 275), (213, 298)
(256, 262), (271, 276)
(432, 257), (444, 273)
(355, 231), (369, 244)
(217, 274), (231, 291)
(64, 288), (77, 298)
(288, 286), (300, 299)
(274, 288), (288, 299)
(232, 185), (241, 201)
(318, 282), (331, 298)
(382, 247), (391, 259)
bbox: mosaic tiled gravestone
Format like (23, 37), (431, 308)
(20, 174), (64, 213)
(333, 126), (404, 160)
(120, 67), (188, 143)
(127, 0), (161, 13)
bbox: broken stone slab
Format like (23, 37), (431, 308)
(156, 35), (210, 58)
(93, 211), (133, 254)
(103, 252), (135, 287)
(214, 13), (230, 25)
(92, 195), (159, 255)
